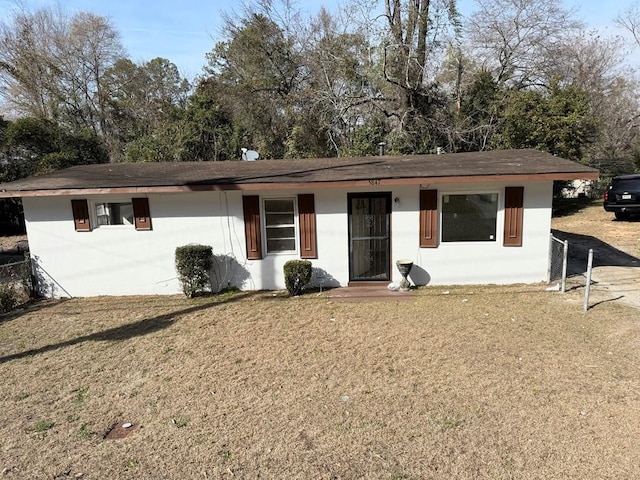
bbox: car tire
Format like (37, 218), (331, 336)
(615, 211), (631, 220)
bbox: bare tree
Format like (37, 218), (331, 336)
(616, 1), (640, 48)
(540, 30), (626, 93)
(382, 0), (460, 115)
(0, 7), (65, 119)
(0, 5), (126, 136)
(465, 0), (582, 89)
(586, 76), (640, 172)
(300, 8), (382, 156)
(544, 24), (640, 171)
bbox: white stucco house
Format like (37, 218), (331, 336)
(0, 149), (598, 298)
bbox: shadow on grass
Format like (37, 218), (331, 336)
(589, 295), (626, 310)
(552, 230), (640, 276)
(0, 290), (258, 364)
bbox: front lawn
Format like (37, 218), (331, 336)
(1, 287), (639, 478)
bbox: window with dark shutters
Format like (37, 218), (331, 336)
(442, 193), (498, 242)
(243, 195), (263, 260)
(264, 198), (296, 252)
(132, 198), (152, 231)
(419, 189), (438, 248)
(298, 194), (317, 259)
(71, 199), (91, 232)
(503, 187), (524, 247)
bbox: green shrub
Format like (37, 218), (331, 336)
(283, 260), (312, 296)
(175, 245), (213, 298)
(0, 284), (19, 313)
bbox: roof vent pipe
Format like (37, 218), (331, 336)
(436, 147), (443, 155)
(378, 142), (386, 156)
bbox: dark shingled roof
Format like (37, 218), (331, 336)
(0, 149), (599, 197)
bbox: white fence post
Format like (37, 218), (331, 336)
(561, 240), (568, 293)
(584, 249), (594, 312)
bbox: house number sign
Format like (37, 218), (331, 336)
(368, 179), (381, 185)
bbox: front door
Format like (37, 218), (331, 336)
(348, 193), (391, 282)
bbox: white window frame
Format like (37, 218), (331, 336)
(440, 191), (500, 243)
(91, 198), (135, 229)
(262, 197), (298, 255)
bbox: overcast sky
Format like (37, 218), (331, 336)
(0, 0), (636, 78)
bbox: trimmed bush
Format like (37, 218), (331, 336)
(175, 245), (213, 298)
(283, 260), (312, 296)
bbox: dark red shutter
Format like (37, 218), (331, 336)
(419, 189), (438, 248)
(298, 194), (317, 259)
(504, 187), (524, 247)
(243, 195), (263, 260)
(132, 197), (152, 231)
(71, 199), (91, 232)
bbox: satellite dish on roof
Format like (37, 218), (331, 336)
(241, 148), (259, 161)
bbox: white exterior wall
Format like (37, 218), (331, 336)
(407, 181), (553, 286)
(307, 181), (553, 287)
(23, 192), (248, 297)
(22, 180), (553, 297)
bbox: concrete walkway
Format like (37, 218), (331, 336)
(589, 266), (640, 309)
(553, 229), (640, 310)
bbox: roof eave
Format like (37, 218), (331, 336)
(0, 171), (600, 198)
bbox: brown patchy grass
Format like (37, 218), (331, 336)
(553, 198), (640, 258)
(2, 285), (640, 479)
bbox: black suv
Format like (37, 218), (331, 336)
(603, 174), (640, 220)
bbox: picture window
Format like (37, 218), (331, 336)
(441, 193), (498, 242)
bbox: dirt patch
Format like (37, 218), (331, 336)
(1, 289), (640, 478)
(553, 199), (640, 258)
(103, 423), (140, 440)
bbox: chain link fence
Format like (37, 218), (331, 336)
(0, 258), (29, 283)
(549, 234), (568, 293)
(0, 256), (33, 312)
(549, 233), (598, 311)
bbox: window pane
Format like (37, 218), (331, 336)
(265, 213), (294, 227)
(266, 226), (295, 240)
(96, 203), (110, 225)
(112, 203), (134, 225)
(95, 202), (134, 226)
(442, 194), (497, 242)
(267, 238), (296, 252)
(264, 198), (296, 253)
(265, 199), (293, 213)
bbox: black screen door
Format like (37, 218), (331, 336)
(348, 193), (391, 281)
